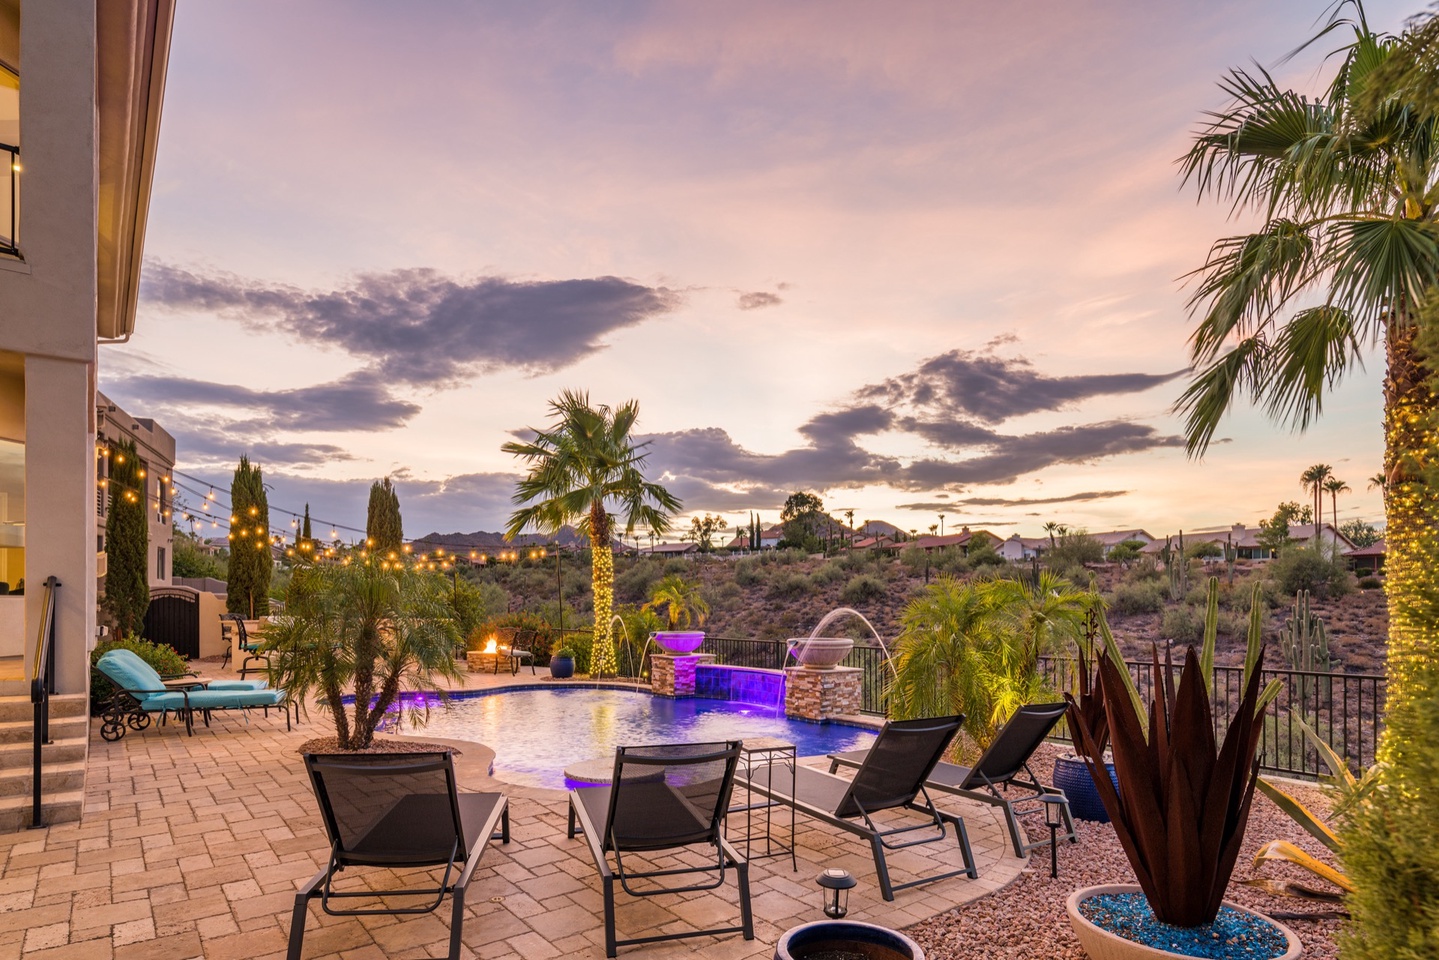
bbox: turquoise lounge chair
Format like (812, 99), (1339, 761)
(95, 648), (289, 740)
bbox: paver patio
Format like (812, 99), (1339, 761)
(0, 667), (1029, 960)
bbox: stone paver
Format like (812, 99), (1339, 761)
(1, 666), (1031, 959)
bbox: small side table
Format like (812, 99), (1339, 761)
(728, 737), (797, 871)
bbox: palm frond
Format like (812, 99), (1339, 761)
(1260, 306), (1364, 433)
(1185, 221), (1320, 362)
(1174, 336), (1267, 456)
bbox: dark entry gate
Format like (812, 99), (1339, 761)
(144, 586), (200, 659)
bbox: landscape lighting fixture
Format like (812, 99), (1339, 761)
(817, 868), (856, 919)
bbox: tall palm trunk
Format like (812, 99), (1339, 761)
(1378, 321), (1439, 765)
(589, 503), (617, 677)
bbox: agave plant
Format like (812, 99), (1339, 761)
(1066, 576), (1283, 927)
(1244, 716), (1379, 904)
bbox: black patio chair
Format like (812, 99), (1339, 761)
(220, 613), (269, 680)
(827, 701), (1076, 857)
(566, 741), (754, 957)
(288, 751), (510, 960)
(740, 715), (978, 900)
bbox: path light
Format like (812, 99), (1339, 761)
(817, 868), (855, 919)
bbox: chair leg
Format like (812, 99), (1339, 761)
(603, 873), (618, 959)
(286, 893), (310, 960)
(567, 800), (578, 839)
(448, 883), (465, 960)
(736, 855), (755, 940)
(869, 833), (895, 901)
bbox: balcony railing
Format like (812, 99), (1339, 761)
(0, 142), (16, 257)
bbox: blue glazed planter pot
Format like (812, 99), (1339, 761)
(775, 921), (924, 960)
(549, 656), (575, 679)
(1053, 754), (1119, 823)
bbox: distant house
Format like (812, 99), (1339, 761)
(1145, 522), (1356, 561)
(1344, 539), (1386, 575)
(645, 541), (697, 556)
(1087, 529), (1156, 558)
(999, 535), (1046, 562)
(907, 527), (999, 554)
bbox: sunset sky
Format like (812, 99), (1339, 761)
(101, 0), (1414, 543)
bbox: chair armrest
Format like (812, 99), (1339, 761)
(160, 671), (199, 680)
(567, 790), (613, 879)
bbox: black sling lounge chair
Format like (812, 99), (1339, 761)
(739, 715), (978, 901)
(288, 751), (510, 960)
(566, 741), (754, 957)
(828, 701), (1076, 858)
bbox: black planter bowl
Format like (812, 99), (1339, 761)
(775, 921), (925, 960)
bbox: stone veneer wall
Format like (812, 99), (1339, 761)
(466, 651), (503, 673)
(784, 666), (862, 721)
(650, 654), (715, 697)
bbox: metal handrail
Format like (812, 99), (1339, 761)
(0, 142), (16, 258)
(29, 576), (59, 829)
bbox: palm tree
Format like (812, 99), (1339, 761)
(1043, 520), (1061, 550)
(264, 561), (463, 750)
(1180, 7), (1439, 949)
(643, 574), (709, 630)
(1300, 464), (1333, 547)
(1368, 471), (1387, 492)
(503, 391), (680, 677)
(1180, 2), (1439, 741)
(1324, 476), (1352, 533)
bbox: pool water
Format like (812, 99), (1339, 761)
(390, 687), (875, 790)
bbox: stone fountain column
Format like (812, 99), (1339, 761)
(784, 666), (862, 721)
(650, 653), (715, 697)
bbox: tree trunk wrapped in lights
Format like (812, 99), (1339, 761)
(1179, 8), (1439, 954)
(503, 391), (679, 680)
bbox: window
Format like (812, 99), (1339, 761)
(0, 0), (18, 256)
(156, 547), (165, 582)
(0, 437), (21, 592)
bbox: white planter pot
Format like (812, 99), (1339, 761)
(786, 637), (854, 669)
(1066, 885), (1302, 960)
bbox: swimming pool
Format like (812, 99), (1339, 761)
(391, 686), (876, 790)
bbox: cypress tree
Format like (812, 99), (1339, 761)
(226, 455), (271, 618)
(103, 439), (149, 636)
(298, 503), (314, 561)
(366, 477), (404, 556)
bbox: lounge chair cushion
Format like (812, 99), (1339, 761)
(207, 679), (269, 690)
(186, 688), (286, 710)
(95, 649), (168, 703)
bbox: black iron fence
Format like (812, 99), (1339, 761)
(1036, 655), (1385, 779)
(1, 142), (15, 257)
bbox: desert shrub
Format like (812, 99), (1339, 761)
(833, 550), (872, 572)
(1271, 548), (1352, 598)
(734, 558), (764, 586)
(615, 561), (662, 602)
(1160, 605), (1204, 644)
(967, 539), (1008, 570)
(1185, 540), (1224, 560)
(90, 634), (187, 713)
(1047, 531), (1105, 570)
(774, 548), (806, 566)
(1107, 540), (1147, 564)
(1108, 581), (1166, 616)
(1125, 557), (1162, 583)
(899, 547), (929, 576)
(840, 574), (887, 604)
(767, 571), (812, 599)
(662, 558), (691, 576)
(1358, 575), (1382, 590)
(810, 562), (848, 586)
(450, 579), (508, 642)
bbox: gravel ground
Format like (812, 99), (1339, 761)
(909, 743), (1346, 959)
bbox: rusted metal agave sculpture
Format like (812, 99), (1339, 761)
(1065, 578), (1278, 927)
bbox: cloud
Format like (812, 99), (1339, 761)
(857, 348), (1186, 424)
(141, 262), (684, 384)
(736, 290), (783, 310)
(118, 372), (421, 432)
(899, 489), (1131, 509)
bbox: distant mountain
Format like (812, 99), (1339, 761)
(410, 525), (619, 553)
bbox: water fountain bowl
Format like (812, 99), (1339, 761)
(787, 637), (855, 670)
(653, 631), (706, 655)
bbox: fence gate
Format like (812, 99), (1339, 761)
(144, 586), (201, 659)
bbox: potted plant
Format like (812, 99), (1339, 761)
(263, 561), (464, 752)
(1063, 577), (1302, 960)
(550, 647), (576, 679)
